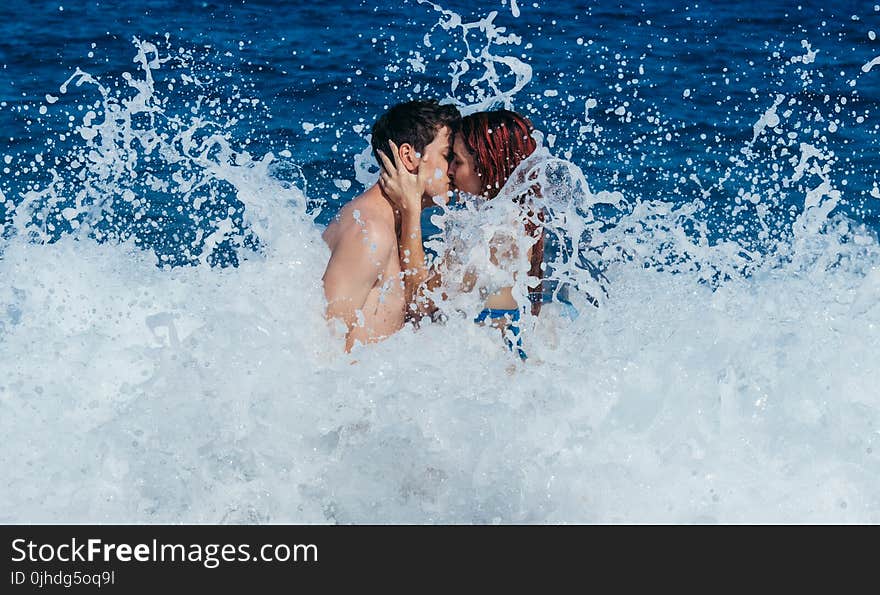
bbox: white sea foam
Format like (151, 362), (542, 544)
(4, 188), (880, 523)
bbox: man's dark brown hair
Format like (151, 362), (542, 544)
(371, 99), (461, 163)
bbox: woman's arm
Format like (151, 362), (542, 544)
(398, 203), (442, 321)
(377, 142), (442, 321)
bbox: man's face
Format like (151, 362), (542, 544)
(417, 125), (452, 204)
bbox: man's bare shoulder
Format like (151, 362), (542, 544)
(324, 189), (396, 254)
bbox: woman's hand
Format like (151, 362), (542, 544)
(377, 140), (428, 218)
(376, 141), (440, 322)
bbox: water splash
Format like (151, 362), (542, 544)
(2, 4), (880, 523)
(418, 0), (533, 114)
(4, 36), (307, 266)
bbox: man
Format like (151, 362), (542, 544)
(322, 100), (460, 351)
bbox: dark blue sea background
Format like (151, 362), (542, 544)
(2, 0), (879, 260)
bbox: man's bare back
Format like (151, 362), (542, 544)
(322, 185), (405, 351)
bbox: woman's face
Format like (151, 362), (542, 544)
(448, 136), (483, 197)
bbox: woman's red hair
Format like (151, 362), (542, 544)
(457, 110), (544, 315)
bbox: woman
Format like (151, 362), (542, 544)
(378, 109), (544, 359)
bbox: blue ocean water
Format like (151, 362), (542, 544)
(2, 0), (879, 249)
(3, 1), (880, 523)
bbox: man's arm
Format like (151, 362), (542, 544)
(323, 225), (393, 351)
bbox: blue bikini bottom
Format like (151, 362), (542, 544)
(473, 308), (527, 361)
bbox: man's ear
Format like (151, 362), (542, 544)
(396, 143), (420, 173)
